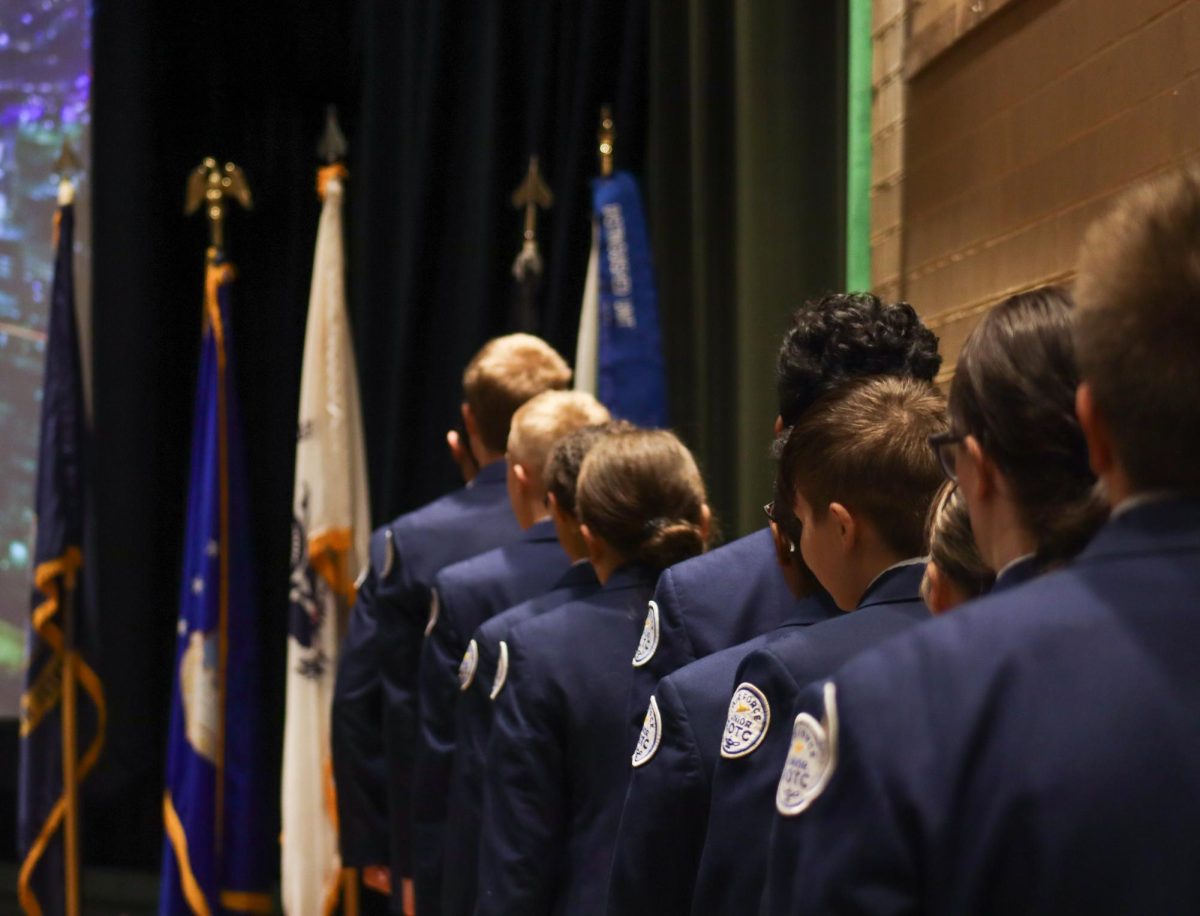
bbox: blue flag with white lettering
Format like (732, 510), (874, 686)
(160, 261), (272, 915)
(590, 172), (668, 427)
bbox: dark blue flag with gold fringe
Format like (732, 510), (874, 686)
(17, 188), (107, 916)
(160, 260), (272, 915)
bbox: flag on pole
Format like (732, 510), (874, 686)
(574, 170), (668, 427)
(282, 164), (370, 915)
(18, 179), (106, 916)
(160, 260), (272, 915)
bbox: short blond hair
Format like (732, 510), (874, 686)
(507, 391), (611, 488)
(462, 334), (572, 453)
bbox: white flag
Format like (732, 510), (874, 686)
(282, 166), (371, 915)
(574, 221), (600, 395)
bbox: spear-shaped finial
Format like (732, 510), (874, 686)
(317, 105), (348, 164)
(598, 105), (615, 178)
(53, 139), (82, 205)
(184, 158), (253, 261)
(510, 156), (554, 331)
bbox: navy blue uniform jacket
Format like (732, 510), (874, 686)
(606, 588), (839, 916)
(477, 564), (659, 916)
(442, 561), (601, 916)
(626, 528), (819, 745)
(764, 498), (1200, 915)
(331, 460), (519, 879)
(692, 562), (930, 914)
(412, 518), (569, 915)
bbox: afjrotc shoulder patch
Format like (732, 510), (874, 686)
(720, 682), (771, 759)
(489, 640), (509, 701)
(631, 695), (662, 767)
(458, 639), (479, 692)
(631, 600), (660, 668)
(776, 681), (839, 816)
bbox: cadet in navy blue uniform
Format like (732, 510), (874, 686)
(410, 391), (609, 915)
(693, 376), (947, 913)
(625, 293), (941, 742)
(331, 334), (570, 908)
(441, 423), (619, 916)
(606, 475), (838, 916)
(762, 251), (1148, 911)
(477, 428), (712, 916)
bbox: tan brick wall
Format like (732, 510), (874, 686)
(874, 0), (1200, 378)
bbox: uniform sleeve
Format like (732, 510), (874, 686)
(411, 580), (468, 914)
(476, 631), (567, 916)
(440, 631), (497, 916)
(763, 665), (923, 916)
(606, 678), (709, 916)
(378, 551), (424, 878)
(331, 549), (388, 865)
(692, 649), (799, 914)
(625, 569), (694, 748)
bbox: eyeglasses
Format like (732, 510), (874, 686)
(928, 431), (965, 482)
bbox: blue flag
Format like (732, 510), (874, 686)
(18, 194), (106, 916)
(577, 171), (668, 428)
(160, 261), (272, 915)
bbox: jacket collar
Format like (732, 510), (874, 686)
(1078, 495), (1200, 563)
(553, 560), (599, 591)
(858, 559), (926, 609)
(605, 563), (660, 592)
(521, 517), (560, 543)
(992, 553), (1039, 593)
(469, 459), (507, 488)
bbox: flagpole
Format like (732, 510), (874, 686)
(54, 148), (83, 916)
(61, 576), (80, 916)
(598, 105), (615, 177)
(184, 157), (252, 857)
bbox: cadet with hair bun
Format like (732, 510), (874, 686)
(476, 428), (711, 916)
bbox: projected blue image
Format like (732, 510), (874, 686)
(0, 0), (91, 716)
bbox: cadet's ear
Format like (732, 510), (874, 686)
(828, 502), (856, 553)
(961, 434), (996, 501)
(699, 503), (713, 543)
(774, 414), (785, 436)
(1077, 382), (1115, 481)
(513, 461), (531, 493)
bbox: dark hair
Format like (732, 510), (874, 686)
(782, 376), (948, 559)
(925, 482), (994, 600)
(776, 292), (942, 426)
(576, 428), (710, 572)
(950, 286), (1106, 565)
(1075, 168), (1200, 493)
(542, 421), (633, 515)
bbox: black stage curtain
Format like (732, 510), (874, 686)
(85, 0), (646, 875)
(353, 0), (648, 519)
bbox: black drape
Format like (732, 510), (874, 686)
(90, 0), (361, 868)
(85, 0), (647, 876)
(353, 0), (648, 520)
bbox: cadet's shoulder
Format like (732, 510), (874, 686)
(435, 543), (507, 593)
(660, 528), (775, 592)
(665, 634), (771, 707)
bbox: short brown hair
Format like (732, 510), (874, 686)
(924, 482), (994, 601)
(1075, 168), (1200, 492)
(782, 376), (947, 558)
(577, 428), (710, 571)
(543, 421), (633, 515)
(507, 391), (611, 488)
(462, 334), (572, 453)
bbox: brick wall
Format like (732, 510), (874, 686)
(875, 0), (1200, 376)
